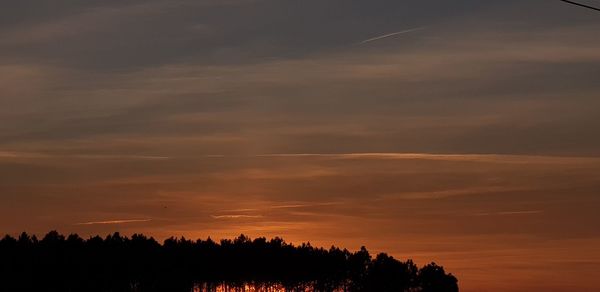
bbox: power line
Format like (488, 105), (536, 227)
(559, 0), (600, 12)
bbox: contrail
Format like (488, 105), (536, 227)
(559, 0), (600, 12)
(359, 27), (426, 44)
(75, 219), (152, 225)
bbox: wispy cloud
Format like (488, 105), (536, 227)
(0, 152), (14, 158)
(0, 151), (169, 161)
(474, 210), (544, 216)
(221, 202), (344, 213)
(75, 219), (152, 225)
(0, 151), (45, 159)
(71, 154), (170, 160)
(379, 186), (534, 200)
(211, 215), (264, 219)
(359, 27), (426, 44)
(270, 202), (342, 209)
(253, 153), (599, 164)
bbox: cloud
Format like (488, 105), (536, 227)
(0, 151), (27, 158)
(254, 153), (600, 164)
(474, 210), (544, 216)
(0, 151), (169, 161)
(211, 215), (264, 219)
(221, 202), (344, 213)
(3, 19), (600, 155)
(75, 219), (152, 225)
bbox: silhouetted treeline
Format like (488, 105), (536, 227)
(0, 231), (458, 292)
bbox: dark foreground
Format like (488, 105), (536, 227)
(0, 231), (458, 292)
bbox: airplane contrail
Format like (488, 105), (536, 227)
(359, 27), (426, 44)
(559, 0), (600, 12)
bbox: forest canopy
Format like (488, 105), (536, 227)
(0, 231), (458, 292)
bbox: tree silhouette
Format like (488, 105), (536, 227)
(418, 263), (459, 292)
(0, 231), (459, 292)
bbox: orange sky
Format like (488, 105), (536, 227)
(2, 153), (600, 291)
(2, 1), (600, 291)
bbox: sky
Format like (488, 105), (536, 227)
(1, 0), (600, 291)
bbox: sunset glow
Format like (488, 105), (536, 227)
(2, 1), (600, 291)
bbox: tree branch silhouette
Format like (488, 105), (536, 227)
(560, 0), (600, 12)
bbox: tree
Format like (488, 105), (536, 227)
(418, 262), (459, 292)
(0, 231), (459, 292)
